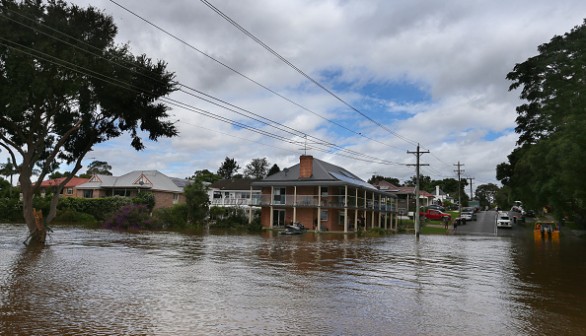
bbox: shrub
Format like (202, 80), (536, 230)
(0, 197), (23, 222)
(53, 209), (97, 227)
(153, 204), (189, 229)
(132, 192), (155, 211)
(58, 196), (132, 221)
(103, 204), (159, 231)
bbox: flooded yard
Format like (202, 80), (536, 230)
(1, 223), (585, 335)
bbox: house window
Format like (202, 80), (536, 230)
(173, 193), (179, 204)
(273, 187), (286, 205)
(320, 186), (328, 196)
(83, 190), (93, 198)
(113, 189), (131, 197)
(66, 188), (73, 195)
(320, 209), (328, 221)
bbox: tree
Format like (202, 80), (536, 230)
(243, 157), (269, 179)
(267, 163), (280, 177)
(183, 181), (210, 224)
(0, 158), (17, 188)
(49, 171), (73, 180)
(217, 157), (240, 180)
(192, 169), (220, 184)
(475, 183), (500, 208)
(85, 160), (113, 176)
(367, 175), (400, 186)
(0, 1), (178, 245)
(504, 19), (586, 222)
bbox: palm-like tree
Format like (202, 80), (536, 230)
(0, 158), (17, 196)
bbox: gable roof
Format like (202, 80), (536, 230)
(253, 157), (379, 191)
(372, 180), (435, 198)
(39, 177), (90, 188)
(210, 178), (260, 191)
(76, 170), (187, 192)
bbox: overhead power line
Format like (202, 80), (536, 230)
(0, 36), (402, 167)
(199, 0), (420, 147)
(106, 0), (407, 152)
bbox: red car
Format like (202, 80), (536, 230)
(420, 209), (452, 221)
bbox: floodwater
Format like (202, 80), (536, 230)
(1, 223), (585, 336)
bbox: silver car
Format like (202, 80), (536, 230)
(461, 207), (476, 221)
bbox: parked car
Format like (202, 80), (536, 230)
(420, 209), (452, 221)
(496, 211), (512, 228)
(524, 210), (536, 217)
(426, 204), (446, 212)
(461, 207), (477, 221)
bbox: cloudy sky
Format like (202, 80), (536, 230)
(23, 0), (586, 192)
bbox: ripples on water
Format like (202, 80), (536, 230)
(1, 223), (585, 335)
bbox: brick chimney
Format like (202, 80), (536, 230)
(299, 155), (313, 179)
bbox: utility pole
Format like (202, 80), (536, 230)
(454, 162), (464, 217)
(467, 177), (475, 200)
(407, 144), (429, 239)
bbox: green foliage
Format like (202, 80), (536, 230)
(243, 157), (269, 179)
(209, 206), (260, 232)
(0, 178), (18, 199)
(0, 0), (178, 235)
(152, 204), (191, 229)
(53, 209), (97, 227)
(192, 169), (221, 184)
(0, 197), (23, 222)
(217, 157), (240, 179)
(475, 183), (500, 208)
(132, 192), (156, 211)
(85, 160), (113, 176)
(184, 181), (210, 223)
(103, 204), (158, 231)
(266, 164), (280, 177)
(368, 175), (400, 186)
(503, 19), (586, 223)
(357, 227), (389, 237)
(58, 196), (132, 221)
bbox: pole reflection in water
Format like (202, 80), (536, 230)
(0, 223), (585, 335)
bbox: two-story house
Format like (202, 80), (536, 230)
(252, 155), (398, 232)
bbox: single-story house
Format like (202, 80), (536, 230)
(252, 155), (398, 232)
(75, 170), (189, 209)
(38, 177), (90, 198)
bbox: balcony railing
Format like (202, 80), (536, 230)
(256, 194), (396, 212)
(211, 198), (259, 206)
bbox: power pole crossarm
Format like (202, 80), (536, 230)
(407, 144), (429, 239)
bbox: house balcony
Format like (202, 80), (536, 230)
(211, 197), (258, 207)
(257, 194), (396, 213)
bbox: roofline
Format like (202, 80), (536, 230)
(252, 180), (396, 197)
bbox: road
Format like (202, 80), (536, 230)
(454, 209), (527, 236)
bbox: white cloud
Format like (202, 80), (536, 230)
(5, 0), (586, 190)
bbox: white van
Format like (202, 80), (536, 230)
(496, 211), (512, 228)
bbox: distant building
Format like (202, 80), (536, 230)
(38, 177), (90, 198)
(76, 170), (188, 209)
(371, 180), (434, 215)
(207, 178), (261, 208)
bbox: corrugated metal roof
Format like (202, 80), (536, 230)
(253, 157), (385, 193)
(76, 170), (188, 192)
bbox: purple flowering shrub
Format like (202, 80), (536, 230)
(103, 204), (159, 231)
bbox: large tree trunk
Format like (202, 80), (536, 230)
(20, 173), (46, 246)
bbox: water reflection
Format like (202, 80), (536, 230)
(0, 223), (585, 335)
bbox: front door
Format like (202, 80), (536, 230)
(273, 209), (286, 227)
